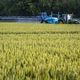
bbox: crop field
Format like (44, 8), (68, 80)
(0, 23), (80, 80)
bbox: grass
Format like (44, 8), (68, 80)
(0, 23), (80, 80)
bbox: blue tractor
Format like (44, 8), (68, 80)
(40, 12), (80, 24)
(40, 12), (65, 24)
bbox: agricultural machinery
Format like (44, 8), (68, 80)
(40, 12), (80, 24)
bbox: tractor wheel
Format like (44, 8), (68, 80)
(58, 20), (64, 24)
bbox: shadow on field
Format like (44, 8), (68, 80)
(0, 31), (80, 35)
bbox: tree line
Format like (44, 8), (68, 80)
(0, 0), (80, 17)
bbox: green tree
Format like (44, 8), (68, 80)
(0, 0), (80, 17)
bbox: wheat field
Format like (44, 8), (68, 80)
(0, 23), (80, 80)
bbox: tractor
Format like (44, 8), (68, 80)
(40, 12), (80, 24)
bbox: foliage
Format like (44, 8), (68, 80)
(0, 0), (80, 16)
